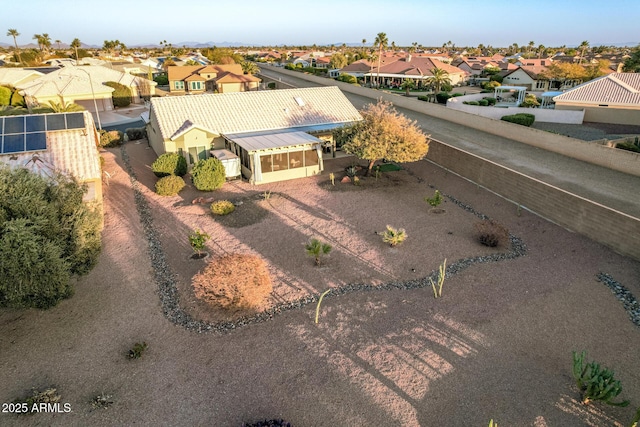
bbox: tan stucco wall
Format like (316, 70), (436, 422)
(220, 82), (242, 93)
(253, 165), (321, 185)
(427, 140), (640, 261)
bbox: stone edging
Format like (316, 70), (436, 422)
(121, 144), (531, 334)
(597, 273), (640, 329)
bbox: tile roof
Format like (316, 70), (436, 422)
(0, 68), (43, 86)
(0, 111), (101, 182)
(150, 86), (362, 141)
(553, 73), (640, 106)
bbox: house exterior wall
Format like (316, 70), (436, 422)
(147, 113), (167, 157)
(252, 146), (322, 184)
(555, 103), (640, 125)
(503, 69), (535, 90)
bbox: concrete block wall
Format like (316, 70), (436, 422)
(260, 66), (640, 177)
(428, 141), (640, 261)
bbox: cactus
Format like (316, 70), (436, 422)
(572, 351), (630, 407)
(430, 259), (447, 298)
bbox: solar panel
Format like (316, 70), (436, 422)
(26, 115), (46, 132)
(3, 134), (25, 153)
(65, 112), (85, 129)
(46, 114), (65, 131)
(25, 132), (47, 151)
(0, 118), (4, 134)
(4, 116), (24, 134)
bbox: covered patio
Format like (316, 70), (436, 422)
(494, 86), (527, 107)
(223, 129), (324, 185)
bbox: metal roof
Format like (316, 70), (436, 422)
(225, 130), (322, 152)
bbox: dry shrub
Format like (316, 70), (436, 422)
(192, 254), (272, 310)
(474, 219), (509, 247)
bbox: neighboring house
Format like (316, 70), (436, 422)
(0, 68), (44, 87)
(167, 64), (260, 94)
(339, 59), (374, 79)
(503, 66), (552, 91)
(146, 86), (362, 184)
(315, 56), (331, 69)
(0, 111), (102, 203)
(362, 55), (467, 87)
(15, 66), (156, 111)
(553, 72), (640, 125)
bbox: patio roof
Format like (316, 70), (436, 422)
(224, 129), (322, 152)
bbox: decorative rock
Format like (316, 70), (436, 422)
(340, 176), (351, 184)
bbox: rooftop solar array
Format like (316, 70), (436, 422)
(0, 112), (85, 155)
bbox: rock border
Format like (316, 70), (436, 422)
(597, 272), (640, 328)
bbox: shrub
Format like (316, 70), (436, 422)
(572, 350), (630, 406)
(155, 175), (185, 196)
(125, 127), (146, 141)
(0, 168), (102, 309)
(151, 153), (187, 177)
(483, 97), (497, 105)
(104, 81), (132, 108)
(520, 93), (540, 108)
(489, 74), (504, 83)
(464, 100), (480, 105)
(451, 92), (464, 97)
(616, 142), (640, 153)
(191, 157), (226, 191)
(128, 342), (148, 359)
(336, 74), (357, 84)
(153, 74), (168, 85)
(267, 82), (276, 89)
(210, 200), (235, 216)
(417, 95), (430, 102)
(192, 254), (273, 310)
(478, 99), (489, 106)
(382, 225), (407, 247)
(474, 219), (509, 248)
(501, 113), (535, 127)
(99, 130), (124, 148)
(436, 92), (452, 104)
(91, 392), (114, 410)
(188, 229), (210, 256)
(305, 238), (332, 266)
(424, 189), (443, 207)
(482, 80), (501, 90)
(14, 387), (61, 410)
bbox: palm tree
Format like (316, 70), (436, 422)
(401, 79), (414, 96)
(537, 44), (546, 59)
(41, 33), (51, 53)
(578, 40), (590, 64)
(47, 100), (84, 112)
(305, 238), (332, 266)
(7, 28), (22, 64)
(33, 34), (42, 51)
(374, 32), (388, 87)
(70, 38), (81, 62)
(430, 67), (451, 93)
(55, 39), (61, 50)
(528, 40), (535, 56)
(361, 38), (367, 57)
(241, 61), (259, 75)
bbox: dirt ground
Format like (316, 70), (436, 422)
(1, 140), (639, 427)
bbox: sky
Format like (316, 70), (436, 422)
(5, 0), (640, 48)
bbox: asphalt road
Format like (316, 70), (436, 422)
(258, 66), (640, 219)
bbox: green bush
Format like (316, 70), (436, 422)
(616, 142), (640, 153)
(104, 81), (132, 108)
(267, 82), (276, 89)
(99, 130), (124, 148)
(478, 99), (489, 106)
(336, 74), (357, 84)
(464, 101), (480, 105)
(436, 92), (452, 104)
(0, 167), (102, 308)
(125, 127), (146, 141)
(151, 153), (187, 177)
(210, 200), (235, 215)
(501, 113), (535, 127)
(483, 97), (497, 105)
(489, 74), (504, 83)
(191, 157), (226, 191)
(0, 86), (23, 106)
(0, 86), (11, 106)
(520, 93), (541, 108)
(417, 96), (430, 102)
(155, 175), (185, 196)
(451, 93), (464, 97)
(572, 350), (630, 407)
(482, 80), (501, 90)
(153, 75), (168, 85)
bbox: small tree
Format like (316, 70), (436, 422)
(424, 190), (442, 207)
(338, 100), (429, 175)
(382, 225), (407, 247)
(104, 81), (132, 108)
(305, 238), (332, 266)
(401, 79), (414, 96)
(188, 230), (210, 257)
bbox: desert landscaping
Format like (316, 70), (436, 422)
(1, 139), (639, 426)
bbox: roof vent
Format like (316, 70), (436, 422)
(294, 97), (305, 106)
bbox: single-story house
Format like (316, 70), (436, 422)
(0, 111), (103, 203)
(15, 65), (156, 111)
(0, 68), (44, 88)
(362, 55), (467, 88)
(503, 66), (551, 91)
(553, 73), (640, 125)
(146, 86), (362, 184)
(167, 64), (261, 94)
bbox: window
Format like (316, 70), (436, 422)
(260, 154), (272, 173)
(304, 149), (319, 166)
(536, 81), (546, 89)
(190, 81), (202, 90)
(289, 151), (303, 169)
(174, 81), (184, 90)
(272, 153), (288, 171)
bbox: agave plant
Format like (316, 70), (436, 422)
(572, 350), (630, 407)
(382, 225), (407, 247)
(305, 238), (332, 266)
